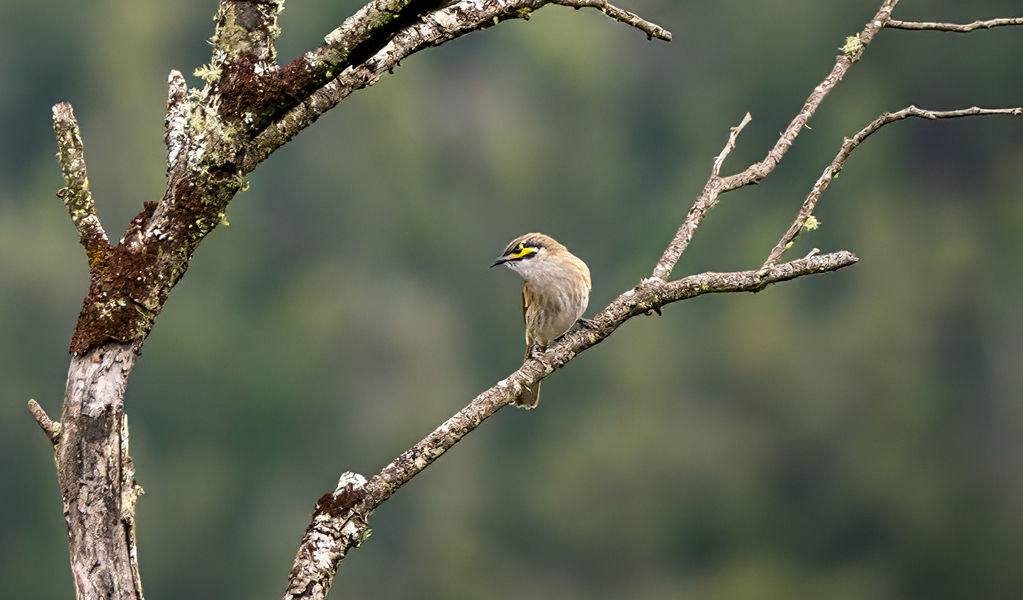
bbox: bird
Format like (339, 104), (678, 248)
(490, 232), (592, 408)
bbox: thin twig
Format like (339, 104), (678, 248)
(650, 0), (899, 281)
(28, 399), (61, 446)
(554, 0), (672, 41)
(762, 105), (1023, 267)
(886, 17), (1023, 32)
(284, 250), (857, 600)
(52, 103), (110, 266)
(712, 112), (752, 177)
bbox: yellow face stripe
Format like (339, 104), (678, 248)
(508, 243), (537, 259)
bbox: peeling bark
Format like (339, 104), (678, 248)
(56, 343), (142, 600)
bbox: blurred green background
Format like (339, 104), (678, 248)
(3, 0), (1023, 598)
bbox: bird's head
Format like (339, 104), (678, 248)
(489, 233), (567, 274)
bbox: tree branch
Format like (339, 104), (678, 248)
(52, 103), (110, 267)
(712, 112), (752, 177)
(284, 250), (857, 599)
(763, 105), (1023, 267)
(651, 0), (899, 281)
(28, 399), (61, 446)
(243, 0), (669, 172)
(553, 0), (671, 40)
(886, 17), (1023, 32)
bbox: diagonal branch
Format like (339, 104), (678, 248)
(650, 0), (899, 281)
(763, 105), (1023, 267)
(305, 0), (668, 101)
(52, 103), (110, 266)
(370, 251), (859, 498)
(284, 250), (858, 600)
(886, 17), (1023, 32)
(244, 0), (669, 173)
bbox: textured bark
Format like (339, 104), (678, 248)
(56, 343), (143, 600)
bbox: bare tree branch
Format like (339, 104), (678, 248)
(52, 103), (110, 267)
(651, 0), (899, 281)
(243, 0), (670, 172)
(28, 399), (61, 445)
(391, 249), (858, 491)
(712, 112), (752, 177)
(554, 0), (672, 40)
(886, 17), (1023, 32)
(763, 105), (1023, 267)
(284, 250), (857, 599)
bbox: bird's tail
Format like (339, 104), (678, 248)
(516, 339), (542, 408)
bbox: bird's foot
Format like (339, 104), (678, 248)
(553, 318), (597, 343)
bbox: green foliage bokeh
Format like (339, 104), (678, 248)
(2, 0), (1022, 598)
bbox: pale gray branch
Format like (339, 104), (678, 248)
(554, 0), (671, 40)
(886, 17), (1023, 32)
(244, 0), (669, 173)
(52, 103), (110, 265)
(712, 112), (752, 177)
(763, 105), (1023, 267)
(650, 0), (898, 281)
(285, 251), (857, 600)
(28, 399), (61, 445)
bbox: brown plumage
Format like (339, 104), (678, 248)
(491, 233), (591, 408)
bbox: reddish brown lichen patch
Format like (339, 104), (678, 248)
(216, 56), (285, 125)
(68, 175), (239, 355)
(313, 484), (367, 519)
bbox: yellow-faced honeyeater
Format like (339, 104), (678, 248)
(491, 233), (591, 408)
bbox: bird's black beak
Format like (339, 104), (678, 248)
(489, 256), (510, 268)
